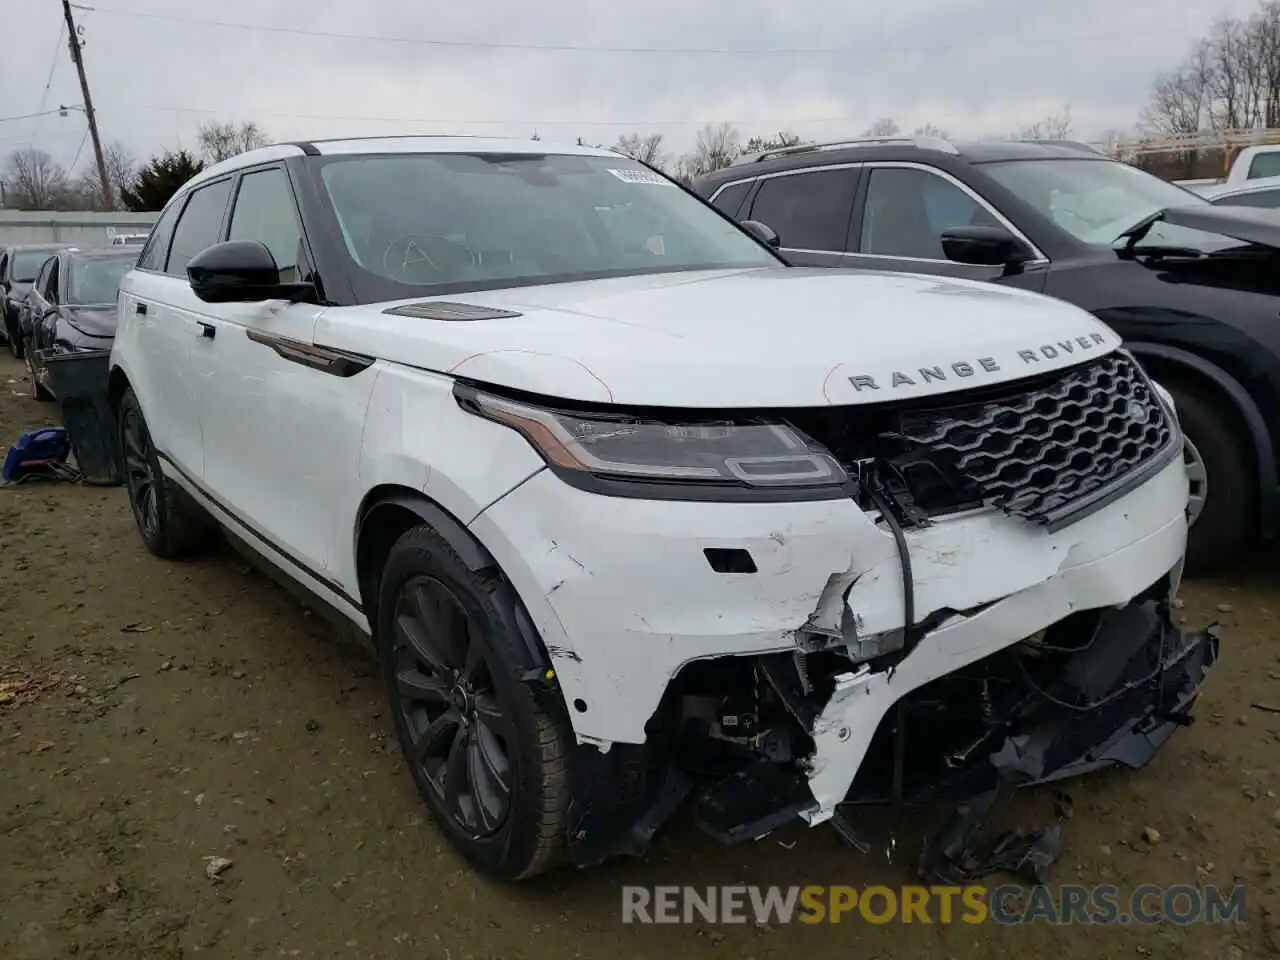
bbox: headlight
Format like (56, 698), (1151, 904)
(457, 387), (849, 500)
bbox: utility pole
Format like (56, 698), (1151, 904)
(61, 0), (113, 209)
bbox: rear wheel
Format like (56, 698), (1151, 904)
(375, 525), (571, 880)
(1168, 383), (1254, 575)
(117, 388), (217, 558)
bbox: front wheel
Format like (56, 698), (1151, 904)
(376, 525), (572, 880)
(24, 345), (53, 402)
(116, 388), (217, 558)
(1169, 384), (1254, 575)
(5, 312), (23, 360)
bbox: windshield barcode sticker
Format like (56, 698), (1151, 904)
(608, 168), (673, 186)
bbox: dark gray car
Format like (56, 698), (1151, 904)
(0, 242), (76, 359)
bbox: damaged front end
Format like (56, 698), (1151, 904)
(565, 577), (1218, 877)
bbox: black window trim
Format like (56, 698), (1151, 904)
(160, 174), (237, 277)
(742, 163), (863, 256)
(224, 161), (324, 299)
(712, 162), (865, 258)
(853, 161), (1048, 264)
(135, 200), (182, 275)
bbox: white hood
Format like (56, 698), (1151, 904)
(314, 267), (1123, 408)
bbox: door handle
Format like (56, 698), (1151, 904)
(196, 321), (216, 340)
(135, 302), (147, 315)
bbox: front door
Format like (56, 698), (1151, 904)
(844, 163), (1049, 292)
(198, 164), (377, 594)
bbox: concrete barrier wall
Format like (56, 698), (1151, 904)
(0, 210), (158, 249)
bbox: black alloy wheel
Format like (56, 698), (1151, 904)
(391, 574), (515, 836)
(115, 388), (216, 558)
(121, 402), (161, 541)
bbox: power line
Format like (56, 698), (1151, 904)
(123, 101), (878, 128)
(0, 108), (70, 125)
(88, 4), (1183, 56)
(28, 21), (65, 150)
(67, 122), (90, 172)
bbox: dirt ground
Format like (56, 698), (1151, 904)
(0, 353), (1277, 960)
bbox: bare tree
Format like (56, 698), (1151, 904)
(1013, 106), (1074, 140)
(741, 131), (804, 155)
(912, 123), (949, 138)
(862, 117), (900, 137)
(691, 122), (741, 174)
(3, 148), (69, 210)
(613, 132), (666, 167)
(75, 140), (137, 210)
(197, 120), (269, 163)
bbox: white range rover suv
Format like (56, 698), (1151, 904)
(109, 136), (1217, 881)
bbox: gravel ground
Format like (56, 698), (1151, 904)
(0, 352), (1277, 960)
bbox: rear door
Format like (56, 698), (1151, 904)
(741, 165), (861, 266)
(122, 178), (234, 481)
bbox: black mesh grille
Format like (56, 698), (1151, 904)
(893, 352), (1174, 522)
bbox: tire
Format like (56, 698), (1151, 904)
(24, 345), (53, 402)
(375, 525), (571, 880)
(116, 387), (217, 558)
(5, 310), (23, 361)
(1168, 383), (1254, 575)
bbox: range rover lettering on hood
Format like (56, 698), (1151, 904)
(849, 331), (1111, 392)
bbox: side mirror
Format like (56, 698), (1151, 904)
(740, 219), (781, 248)
(186, 240), (315, 304)
(940, 225), (1035, 269)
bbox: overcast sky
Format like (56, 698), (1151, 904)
(0, 0), (1263, 174)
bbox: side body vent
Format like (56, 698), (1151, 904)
(382, 301), (524, 321)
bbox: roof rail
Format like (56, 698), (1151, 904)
(1015, 138), (1108, 156)
(731, 134), (960, 165)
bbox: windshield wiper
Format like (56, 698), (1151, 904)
(1114, 210), (1166, 250)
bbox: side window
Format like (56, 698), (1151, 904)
(710, 181), (752, 218)
(165, 179), (233, 277)
(860, 167), (1000, 260)
(1246, 153), (1280, 180)
(0, 254), (8, 285)
(228, 168), (304, 283)
(33, 259), (53, 300)
(45, 259), (60, 303)
(138, 201), (182, 272)
(1216, 189), (1280, 209)
(748, 169), (857, 251)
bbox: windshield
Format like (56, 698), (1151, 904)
(68, 256), (134, 305)
(318, 152), (777, 297)
(12, 250), (58, 282)
(983, 158), (1243, 251)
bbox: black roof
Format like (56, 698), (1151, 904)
(694, 138), (1109, 191)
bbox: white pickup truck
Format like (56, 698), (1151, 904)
(1179, 143), (1280, 191)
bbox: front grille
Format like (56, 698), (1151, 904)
(788, 351), (1177, 528)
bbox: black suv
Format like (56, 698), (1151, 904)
(693, 136), (1280, 573)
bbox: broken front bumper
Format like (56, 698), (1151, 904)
(471, 453), (1203, 861)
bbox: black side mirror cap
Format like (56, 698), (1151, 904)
(740, 219), (781, 249)
(940, 225), (1035, 269)
(187, 240), (316, 304)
